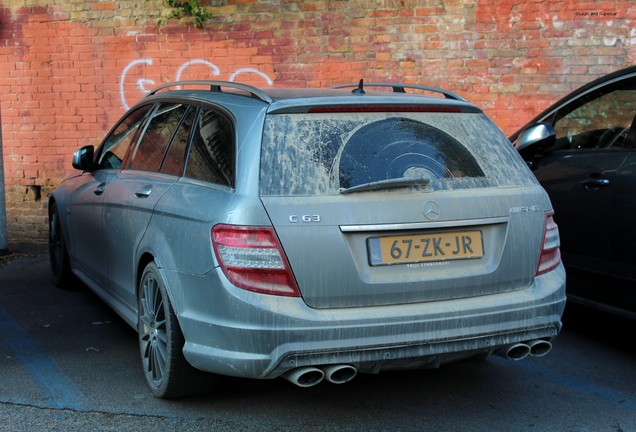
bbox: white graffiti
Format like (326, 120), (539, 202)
(176, 59), (220, 82)
(120, 59), (274, 110)
(120, 58), (154, 109)
(230, 68), (273, 85)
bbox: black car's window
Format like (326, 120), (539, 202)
(184, 108), (235, 187)
(160, 106), (197, 176)
(553, 77), (636, 150)
(95, 104), (153, 170)
(128, 103), (189, 172)
(260, 112), (533, 196)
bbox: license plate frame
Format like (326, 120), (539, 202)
(367, 230), (484, 266)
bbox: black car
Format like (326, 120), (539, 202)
(510, 66), (636, 319)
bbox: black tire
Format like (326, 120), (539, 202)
(137, 262), (217, 398)
(48, 202), (76, 289)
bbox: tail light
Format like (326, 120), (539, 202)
(211, 224), (301, 297)
(536, 211), (561, 276)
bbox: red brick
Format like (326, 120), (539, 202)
(1, 0), (635, 241)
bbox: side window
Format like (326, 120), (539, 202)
(96, 105), (153, 170)
(185, 108), (235, 186)
(128, 103), (189, 172)
(553, 77), (636, 150)
(160, 106), (197, 176)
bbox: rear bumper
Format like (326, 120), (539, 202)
(278, 326), (559, 374)
(167, 264), (566, 379)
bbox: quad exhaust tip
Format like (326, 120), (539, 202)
(282, 364), (358, 387)
(496, 339), (553, 361)
(322, 364), (357, 384)
(282, 367), (325, 388)
(283, 340), (554, 388)
(527, 339), (553, 357)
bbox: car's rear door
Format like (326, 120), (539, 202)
(259, 109), (549, 309)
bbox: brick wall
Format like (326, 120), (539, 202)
(1, 0), (635, 242)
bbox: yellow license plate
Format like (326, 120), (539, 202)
(368, 230), (484, 266)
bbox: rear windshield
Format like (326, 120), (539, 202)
(260, 112), (535, 196)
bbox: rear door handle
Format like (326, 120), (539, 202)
(581, 176), (610, 188)
(135, 185), (153, 198)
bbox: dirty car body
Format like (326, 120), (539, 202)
(49, 81), (566, 397)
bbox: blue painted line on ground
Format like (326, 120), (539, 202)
(0, 304), (85, 411)
(493, 356), (636, 413)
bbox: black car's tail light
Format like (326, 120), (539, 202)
(211, 224), (301, 297)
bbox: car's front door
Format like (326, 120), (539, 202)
(68, 169), (117, 285)
(532, 150), (628, 273)
(69, 104), (153, 285)
(532, 77), (636, 274)
(608, 150), (636, 283)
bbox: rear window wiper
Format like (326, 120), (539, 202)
(338, 176), (431, 194)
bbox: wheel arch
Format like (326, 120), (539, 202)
(48, 196), (72, 255)
(135, 252), (185, 327)
(136, 252), (156, 296)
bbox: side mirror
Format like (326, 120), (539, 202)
(72, 145), (95, 171)
(514, 123), (556, 157)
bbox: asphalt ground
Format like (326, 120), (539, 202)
(1, 243), (636, 432)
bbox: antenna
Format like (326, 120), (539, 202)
(351, 79), (365, 95)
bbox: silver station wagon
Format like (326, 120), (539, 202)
(48, 80), (566, 398)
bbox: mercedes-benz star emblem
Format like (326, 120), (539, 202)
(422, 201), (440, 220)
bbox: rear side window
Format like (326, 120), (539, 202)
(160, 106), (197, 176)
(260, 112), (535, 196)
(129, 103), (189, 172)
(185, 108), (235, 187)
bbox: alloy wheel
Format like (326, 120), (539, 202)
(138, 271), (168, 388)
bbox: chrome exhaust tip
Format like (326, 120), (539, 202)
(528, 339), (552, 357)
(496, 343), (531, 361)
(281, 367), (325, 388)
(322, 364), (357, 384)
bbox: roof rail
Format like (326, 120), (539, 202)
(332, 82), (466, 102)
(146, 80), (273, 104)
